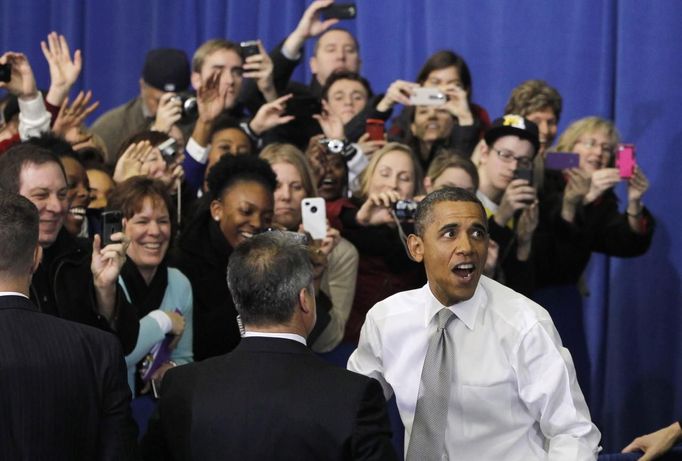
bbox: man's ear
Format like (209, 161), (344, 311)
(309, 56), (318, 76)
(30, 244), (43, 275)
(298, 287), (313, 315)
(407, 234), (424, 263)
(191, 71), (201, 91)
(479, 142), (490, 165)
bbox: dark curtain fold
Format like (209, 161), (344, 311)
(2, 0), (680, 451)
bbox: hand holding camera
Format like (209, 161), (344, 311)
(584, 168), (620, 204)
(152, 93), (183, 133)
(356, 190), (403, 226)
(375, 80), (418, 112)
(442, 84), (473, 126)
(0, 52), (38, 100)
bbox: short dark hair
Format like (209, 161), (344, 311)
(227, 231), (313, 327)
(0, 143), (66, 194)
(206, 154), (276, 202)
(208, 112), (254, 151)
(321, 70), (373, 101)
(416, 50), (473, 101)
(414, 187), (487, 237)
(0, 191), (39, 276)
(25, 133), (75, 158)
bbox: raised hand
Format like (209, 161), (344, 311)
(442, 84), (473, 125)
(151, 93), (182, 134)
(113, 141), (154, 183)
(41, 32), (82, 106)
(52, 90), (100, 137)
(242, 41), (277, 102)
(494, 179), (536, 226)
(584, 167), (620, 204)
(283, 0), (339, 55)
(356, 190), (403, 226)
(375, 80), (417, 112)
(249, 93), (295, 135)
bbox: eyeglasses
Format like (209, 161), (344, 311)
(576, 138), (615, 156)
(492, 148), (534, 169)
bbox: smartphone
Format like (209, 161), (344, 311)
(301, 198), (327, 240)
(366, 118), (385, 141)
(616, 144), (636, 179)
(545, 152), (580, 170)
(410, 87), (447, 106)
(240, 40), (260, 59)
(513, 167), (534, 186)
(101, 210), (123, 246)
(285, 96), (322, 118)
(0, 63), (10, 83)
(157, 138), (178, 164)
(320, 3), (357, 20)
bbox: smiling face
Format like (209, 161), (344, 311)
(316, 153), (347, 201)
(87, 169), (114, 209)
(411, 106), (455, 143)
(18, 161), (69, 248)
(368, 150), (416, 199)
(60, 156), (91, 236)
(124, 196), (171, 282)
(325, 78), (368, 124)
(572, 128), (614, 175)
(272, 162), (306, 231)
(210, 180), (274, 249)
(409, 200), (488, 306)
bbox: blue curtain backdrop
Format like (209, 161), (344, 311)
(2, 0), (680, 451)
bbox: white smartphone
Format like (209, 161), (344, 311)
(301, 197), (327, 240)
(410, 87), (447, 106)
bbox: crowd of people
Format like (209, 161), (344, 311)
(0, 0), (672, 460)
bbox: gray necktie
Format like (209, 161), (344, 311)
(406, 308), (455, 461)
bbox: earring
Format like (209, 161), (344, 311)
(213, 215), (220, 222)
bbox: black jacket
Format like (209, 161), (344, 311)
(30, 228), (139, 354)
(170, 208), (241, 361)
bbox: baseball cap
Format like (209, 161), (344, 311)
(484, 114), (540, 155)
(142, 48), (190, 92)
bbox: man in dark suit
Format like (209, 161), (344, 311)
(0, 191), (138, 460)
(143, 231), (397, 461)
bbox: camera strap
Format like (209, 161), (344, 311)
(390, 210), (417, 262)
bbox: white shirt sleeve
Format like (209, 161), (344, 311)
(347, 312), (394, 400)
(513, 319), (601, 460)
(18, 93), (51, 140)
(147, 309), (173, 335)
(186, 137), (209, 164)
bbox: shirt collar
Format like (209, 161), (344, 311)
(242, 331), (307, 346)
(422, 281), (486, 331)
(476, 190), (498, 214)
(0, 291), (29, 299)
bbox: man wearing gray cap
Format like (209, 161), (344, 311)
(91, 48), (191, 163)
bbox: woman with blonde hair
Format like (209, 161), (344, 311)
(338, 142), (426, 344)
(260, 143), (359, 353)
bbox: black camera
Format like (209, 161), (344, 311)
(157, 138), (178, 164)
(0, 63), (11, 83)
(170, 94), (198, 121)
(393, 200), (418, 221)
(240, 40), (260, 59)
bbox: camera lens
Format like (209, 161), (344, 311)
(310, 206), (318, 213)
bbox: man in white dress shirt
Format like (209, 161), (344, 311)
(348, 187), (601, 460)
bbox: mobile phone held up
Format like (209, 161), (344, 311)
(615, 144), (636, 179)
(409, 87), (447, 106)
(240, 40), (259, 59)
(320, 3), (357, 20)
(545, 152), (580, 170)
(0, 63), (10, 83)
(101, 210), (123, 246)
(365, 119), (385, 141)
(301, 198), (327, 240)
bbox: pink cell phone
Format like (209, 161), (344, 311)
(545, 152), (580, 170)
(616, 144), (636, 179)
